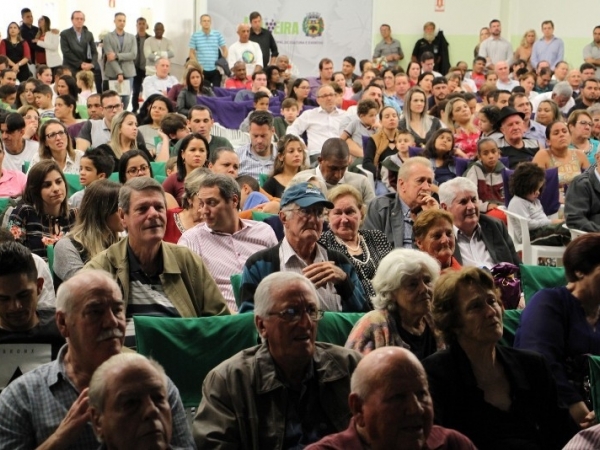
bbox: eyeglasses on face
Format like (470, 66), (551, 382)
(45, 130), (66, 140)
(289, 206), (328, 220)
(126, 165), (149, 175)
(267, 306), (324, 322)
(103, 104), (122, 111)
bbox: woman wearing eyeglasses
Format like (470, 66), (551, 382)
(28, 119), (83, 174)
(567, 110), (600, 165)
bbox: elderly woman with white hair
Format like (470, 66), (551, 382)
(345, 248), (443, 359)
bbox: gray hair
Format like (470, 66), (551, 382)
(371, 249), (440, 310)
(398, 156), (432, 181)
(118, 177), (166, 213)
(89, 353), (167, 413)
(182, 167), (211, 209)
(552, 81), (573, 98)
(197, 173), (240, 203)
(56, 270), (120, 314)
(587, 103), (600, 117)
(154, 57), (170, 67)
(254, 272), (318, 319)
(438, 177), (478, 207)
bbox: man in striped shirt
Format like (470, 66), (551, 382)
(189, 14), (228, 88)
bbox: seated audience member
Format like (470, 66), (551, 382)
(171, 106), (233, 158)
(0, 85), (17, 108)
(509, 92), (546, 146)
(76, 90), (127, 150)
(8, 160), (77, 259)
(345, 248), (441, 358)
(423, 267), (576, 449)
(363, 106), (400, 180)
(287, 84), (348, 164)
(85, 178), (229, 343)
(319, 185), (393, 299)
(464, 138), (507, 222)
(89, 353), (173, 450)
(75, 70), (94, 105)
(141, 57), (178, 100)
(288, 77), (318, 108)
(163, 133), (208, 205)
(535, 99), (562, 127)
(445, 97), (479, 158)
(178, 174), (277, 312)
(340, 99), (378, 163)
(237, 175), (269, 210)
(507, 162), (570, 246)
(398, 87), (443, 148)
(236, 110), (277, 179)
(364, 157), (438, 248)
(239, 91), (271, 132)
(0, 136), (26, 197)
(494, 106), (540, 169)
(516, 234), (600, 430)
(439, 177), (520, 267)
(29, 119), (83, 174)
(68, 147), (114, 209)
(157, 113), (190, 161)
(55, 75), (79, 102)
(308, 58), (335, 98)
(166, 60), (203, 105)
(380, 128), (415, 192)
(0, 269), (194, 448)
(234, 71), (270, 102)
(0, 112), (39, 172)
(209, 147), (240, 177)
(414, 209), (461, 272)
(531, 81), (575, 116)
(273, 98), (299, 139)
(0, 240), (64, 390)
(164, 167), (210, 245)
(225, 61), (252, 89)
(84, 93), (103, 120)
(422, 128), (459, 186)
(565, 422), (600, 449)
(54, 95), (81, 134)
(103, 112), (154, 171)
(165, 155), (177, 176)
(240, 181), (368, 312)
(533, 120), (589, 204)
(16, 105), (41, 141)
(565, 153), (600, 232)
(193, 271), (362, 448)
(54, 180), (123, 283)
(295, 138), (375, 204)
(33, 84), (55, 119)
(137, 95), (174, 155)
(262, 134), (308, 198)
(307, 347), (476, 450)
(265, 65), (285, 95)
(176, 66), (215, 116)
(567, 109), (600, 165)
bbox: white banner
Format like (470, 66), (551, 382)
(208, 0), (373, 79)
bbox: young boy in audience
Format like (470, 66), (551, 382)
(236, 175), (269, 210)
(340, 99), (378, 165)
(0, 85), (17, 109)
(380, 129), (415, 191)
(166, 156), (178, 177)
(33, 84), (55, 119)
(240, 92), (271, 132)
(159, 113), (190, 156)
(69, 147), (114, 208)
(464, 138), (507, 223)
(273, 98), (299, 139)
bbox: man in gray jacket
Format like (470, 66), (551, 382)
(102, 12), (137, 109)
(565, 156), (600, 232)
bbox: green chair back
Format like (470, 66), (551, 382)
(22, 161), (30, 174)
(230, 273), (243, 308)
(317, 312), (364, 347)
(76, 104), (89, 119)
(258, 173), (268, 187)
(0, 197), (11, 217)
(64, 173), (84, 196)
(134, 315), (258, 408)
(520, 264), (566, 304)
(151, 161), (166, 179)
(499, 309), (522, 347)
(108, 172), (120, 183)
(46, 244), (55, 277)
(251, 211), (275, 222)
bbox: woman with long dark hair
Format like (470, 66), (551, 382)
(0, 22), (31, 82)
(176, 67), (214, 116)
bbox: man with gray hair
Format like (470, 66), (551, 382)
(178, 173), (278, 312)
(364, 156), (438, 248)
(194, 271), (362, 448)
(89, 353), (173, 450)
(85, 177), (229, 346)
(531, 81), (575, 116)
(0, 270), (194, 449)
(141, 57), (178, 100)
(439, 177), (520, 268)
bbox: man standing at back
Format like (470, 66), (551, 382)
(60, 11), (98, 76)
(144, 22), (174, 76)
(132, 17), (150, 114)
(479, 19), (513, 69)
(373, 24), (403, 69)
(189, 14), (228, 88)
(19, 8), (38, 64)
(249, 11), (278, 68)
(103, 13), (137, 109)
(531, 20), (564, 70)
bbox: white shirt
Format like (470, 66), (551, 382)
(29, 150), (84, 175)
(3, 139), (39, 172)
(227, 41), (263, 75)
(287, 107), (348, 156)
(531, 91), (575, 116)
(141, 74), (179, 100)
(496, 79), (519, 91)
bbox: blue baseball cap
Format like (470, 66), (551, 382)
(280, 182), (334, 209)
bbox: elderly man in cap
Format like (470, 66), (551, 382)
(0, 270), (194, 449)
(240, 182), (368, 312)
(493, 106), (540, 169)
(306, 347), (475, 449)
(194, 271), (362, 449)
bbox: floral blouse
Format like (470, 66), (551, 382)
(453, 128), (480, 159)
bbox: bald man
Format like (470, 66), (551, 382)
(227, 23), (263, 76)
(307, 347), (475, 449)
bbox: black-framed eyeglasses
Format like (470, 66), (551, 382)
(126, 165), (149, 175)
(103, 104), (122, 111)
(45, 130), (66, 140)
(267, 306), (325, 322)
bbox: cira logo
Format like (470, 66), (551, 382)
(302, 12), (324, 38)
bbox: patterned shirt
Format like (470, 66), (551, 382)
(188, 29), (225, 71)
(178, 219), (278, 312)
(236, 142), (277, 179)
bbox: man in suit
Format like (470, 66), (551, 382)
(439, 177), (520, 267)
(103, 12), (137, 109)
(294, 138), (375, 205)
(60, 11), (98, 75)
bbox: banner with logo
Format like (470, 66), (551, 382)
(207, 0), (373, 78)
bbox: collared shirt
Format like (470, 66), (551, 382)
(178, 219), (278, 312)
(400, 199), (414, 249)
(188, 29), (226, 71)
(0, 169), (26, 197)
(236, 142), (277, 179)
(383, 93), (403, 115)
(315, 165), (345, 187)
(29, 150), (84, 175)
(224, 76), (252, 90)
(478, 37), (513, 65)
(373, 38), (404, 68)
(583, 41), (600, 78)
(249, 27), (278, 67)
(524, 120), (547, 147)
(454, 224), (495, 268)
(279, 237), (342, 311)
(287, 107), (348, 156)
(3, 139), (39, 172)
(531, 91), (575, 116)
(531, 36), (564, 69)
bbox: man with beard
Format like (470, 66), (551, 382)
(568, 78), (599, 115)
(583, 26), (600, 79)
(427, 76), (448, 110)
(478, 19), (513, 70)
(439, 177), (520, 268)
(411, 22), (437, 65)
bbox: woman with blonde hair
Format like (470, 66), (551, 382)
(76, 70), (95, 105)
(105, 111), (151, 170)
(398, 86), (442, 147)
(473, 27), (490, 58)
(445, 97), (477, 158)
(514, 29), (536, 69)
(34, 15), (60, 68)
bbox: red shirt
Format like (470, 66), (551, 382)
(225, 77), (252, 90)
